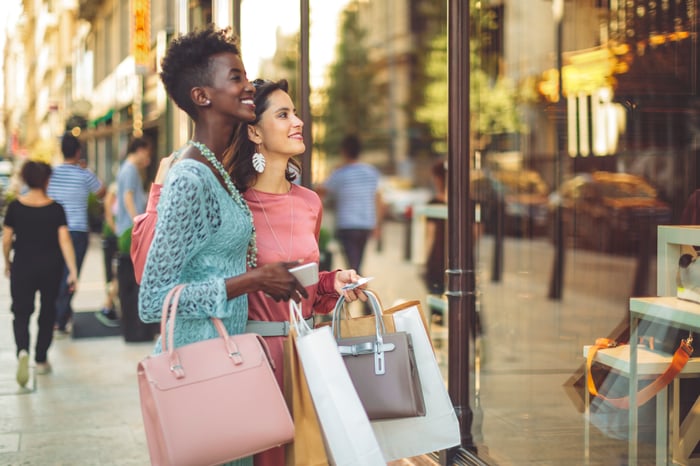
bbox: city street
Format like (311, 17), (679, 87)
(0, 219), (659, 464)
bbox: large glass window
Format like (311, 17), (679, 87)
(297, 0), (699, 464)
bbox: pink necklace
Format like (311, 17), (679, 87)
(251, 187), (295, 261)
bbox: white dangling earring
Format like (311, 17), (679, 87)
(252, 150), (266, 174)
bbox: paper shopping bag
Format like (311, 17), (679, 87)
(283, 328), (328, 466)
(289, 301), (385, 466)
(352, 299), (461, 461)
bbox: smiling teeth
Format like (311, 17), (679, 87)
(242, 99), (253, 105)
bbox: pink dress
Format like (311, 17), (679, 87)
(243, 184), (339, 466)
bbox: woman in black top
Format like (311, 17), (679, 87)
(3, 161), (78, 387)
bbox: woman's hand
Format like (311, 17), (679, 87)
(333, 269), (368, 303)
(253, 262), (309, 302)
(67, 271), (78, 294)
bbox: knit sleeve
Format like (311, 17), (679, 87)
(138, 164), (229, 323)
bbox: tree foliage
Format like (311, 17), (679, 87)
(318, 6), (377, 156)
(416, 0), (527, 155)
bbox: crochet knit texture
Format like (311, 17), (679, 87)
(138, 159), (252, 353)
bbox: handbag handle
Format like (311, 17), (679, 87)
(289, 300), (313, 337)
(331, 290), (394, 375)
(586, 334), (694, 409)
(331, 290), (387, 340)
(160, 285), (275, 379)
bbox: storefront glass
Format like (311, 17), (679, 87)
(297, 0), (700, 464)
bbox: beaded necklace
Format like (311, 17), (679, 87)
(189, 140), (257, 268)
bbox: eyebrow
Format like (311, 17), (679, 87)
(273, 105), (295, 114)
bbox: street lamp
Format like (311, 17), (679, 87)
(548, 0), (566, 300)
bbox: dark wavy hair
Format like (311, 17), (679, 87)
(159, 24), (240, 120)
(226, 79), (301, 191)
(21, 161), (52, 191)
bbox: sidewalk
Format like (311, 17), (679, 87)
(0, 221), (659, 464)
(0, 224), (438, 465)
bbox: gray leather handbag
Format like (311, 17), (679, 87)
(332, 290), (426, 420)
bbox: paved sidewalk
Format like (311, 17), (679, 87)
(0, 221), (660, 464)
(0, 224), (437, 465)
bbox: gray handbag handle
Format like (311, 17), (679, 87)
(332, 290), (395, 375)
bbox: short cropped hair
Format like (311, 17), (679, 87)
(160, 24), (241, 120)
(21, 161), (52, 190)
(61, 132), (81, 160)
(340, 134), (361, 160)
(127, 137), (150, 154)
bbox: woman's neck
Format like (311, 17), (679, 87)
(192, 125), (234, 161)
(253, 157), (291, 194)
(19, 188), (51, 206)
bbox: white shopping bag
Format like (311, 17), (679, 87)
(289, 301), (385, 466)
(371, 302), (461, 461)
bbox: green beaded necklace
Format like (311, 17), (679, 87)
(189, 140), (257, 268)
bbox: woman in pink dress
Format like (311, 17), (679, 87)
(228, 78), (367, 466)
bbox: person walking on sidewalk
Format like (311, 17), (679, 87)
(98, 138), (152, 332)
(3, 161), (78, 385)
(139, 27), (310, 466)
(95, 182), (119, 327)
(317, 134), (383, 275)
(229, 78), (366, 466)
(47, 132), (105, 334)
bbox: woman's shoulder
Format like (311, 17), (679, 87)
(166, 159), (215, 189)
(292, 184), (322, 206)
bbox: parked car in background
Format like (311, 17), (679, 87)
(472, 168), (550, 237)
(548, 171), (671, 254)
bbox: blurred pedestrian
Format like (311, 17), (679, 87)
(47, 132), (105, 335)
(139, 27), (309, 466)
(114, 137), (152, 338)
(95, 182), (119, 327)
(229, 78), (366, 466)
(423, 158), (447, 296)
(3, 161), (78, 385)
(317, 134), (383, 274)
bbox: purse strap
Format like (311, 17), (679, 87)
(586, 334), (694, 409)
(160, 285), (249, 379)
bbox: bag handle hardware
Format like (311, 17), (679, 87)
(160, 285), (278, 378)
(332, 290), (391, 375)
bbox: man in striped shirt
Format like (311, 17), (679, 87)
(47, 133), (105, 333)
(318, 134), (383, 275)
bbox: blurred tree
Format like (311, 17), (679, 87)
(416, 0), (528, 156)
(317, 5), (378, 156)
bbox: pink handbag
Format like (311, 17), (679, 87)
(137, 285), (294, 466)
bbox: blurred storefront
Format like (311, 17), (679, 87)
(1, 0), (698, 464)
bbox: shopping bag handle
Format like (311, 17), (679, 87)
(160, 285), (261, 379)
(331, 290), (394, 375)
(289, 299), (313, 337)
(331, 290), (387, 340)
(586, 335), (693, 408)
